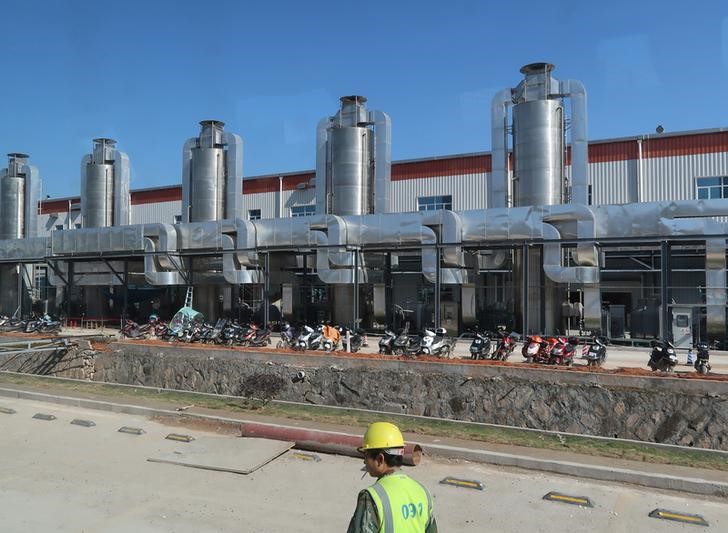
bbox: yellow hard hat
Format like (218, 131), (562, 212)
(358, 422), (405, 453)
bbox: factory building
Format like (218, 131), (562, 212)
(2, 63), (727, 347)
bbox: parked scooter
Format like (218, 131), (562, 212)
(321, 323), (341, 352)
(585, 337), (608, 368)
(548, 336), (579, 366)
(295, 324), (325, 351)
(469, 329), (491, 360)
(276, 322), (297, 349)
(694, 341), (711, 375)
(248, 324), (272, 347)
(521, 334), (543, 363)
(378, 328), (397, 355)
(534, 336), (558, 364)
(392, 323), (423, 356)
(421, 327), (455, 358)
(648, 339), (678, 372)
(491, 330), (517, 361)
(338, 326), (364, 353)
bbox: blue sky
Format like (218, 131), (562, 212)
(1, 0), (727, 199)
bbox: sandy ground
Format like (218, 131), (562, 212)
(1, 396), (727, 532)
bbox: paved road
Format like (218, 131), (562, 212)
(1, 396), (726, 532)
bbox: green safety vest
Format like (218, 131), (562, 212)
(366, 473), (432, 533)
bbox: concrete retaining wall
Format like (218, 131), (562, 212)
(2, 342), (727, 450)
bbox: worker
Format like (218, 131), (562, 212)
(347, 422), (437, 533)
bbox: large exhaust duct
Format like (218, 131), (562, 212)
(80, 138), (131, 228)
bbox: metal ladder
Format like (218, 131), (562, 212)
(184, 286), (194, 308)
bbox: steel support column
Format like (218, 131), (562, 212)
(263, 252), (270, 328)
(522, 243), (530, 336)
(660, 241), (671, 341)
(122, 261), (129, 329)
(353, 248), (359, 328)
(434, 245), (441, 327)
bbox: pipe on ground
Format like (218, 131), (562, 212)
(240, 422), (423, 466)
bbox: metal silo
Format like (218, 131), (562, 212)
(0, 153), (40, 240)
(489, 63), (591, 335)
(182, 120), (243, 223)
(316, 96), (391, 215)
(512, 64), (564, 206)
(315, 97), (392, 327)
(0, 153), (41, 316)
(80, 138), (131, 228)
(180, 120), (243, 320)
(490, 62), (588, 208)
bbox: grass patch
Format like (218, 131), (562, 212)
(1, 371), (726, 472)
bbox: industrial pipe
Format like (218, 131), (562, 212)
(240, 422), (423, 466)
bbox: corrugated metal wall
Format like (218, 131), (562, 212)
(132, 200), (181, 225)
(390, 173), (488, 212)
(641, 152), (728, 202)
(239, 188), (315, 219)
(590, 160), (634, 205)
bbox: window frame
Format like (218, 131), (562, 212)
(696, 176), (728, 200)
(291, 205), (316, 217)
(248, 209), (261, 220)
(417, 194), (453, 211)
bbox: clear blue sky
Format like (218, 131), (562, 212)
(1, 0), (727, 199)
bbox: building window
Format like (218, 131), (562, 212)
(417, 195), (452, 211)
(248, 209), (261, 220)
(173, 215), (182, 224)
(74, 223), (82, 229)
(291, 205), (316, 217)
(696, 177), (728, 199)
(55, 225), (64, 231)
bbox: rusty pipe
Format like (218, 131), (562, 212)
(240, 422), (423, 466)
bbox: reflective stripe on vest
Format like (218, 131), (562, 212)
(366, 474), (431, 533)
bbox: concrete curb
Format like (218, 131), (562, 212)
(2, 386), (727, 498)
(424, 443), (728, 497)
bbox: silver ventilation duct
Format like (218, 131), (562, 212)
(316, 96), (391, 215)
(489, 63), (588, 208)
(80, 138), (131, 227)
(0, 153), (40, 239)
(182, 120), (243, 223)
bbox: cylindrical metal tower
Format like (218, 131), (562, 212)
(316, 96), (390, 216)
(512, 63), (565, 207)
(329, 96), (374, 216)
(80, 138), (130, 228)
(84, 139), (116, 227)
(0, 153), (30, 240)
(189, 120), (227, 222)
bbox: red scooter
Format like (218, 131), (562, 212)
(548, 336), (579, 366)
(492, 331), (517, 361)
(522, 334), (543, 362)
